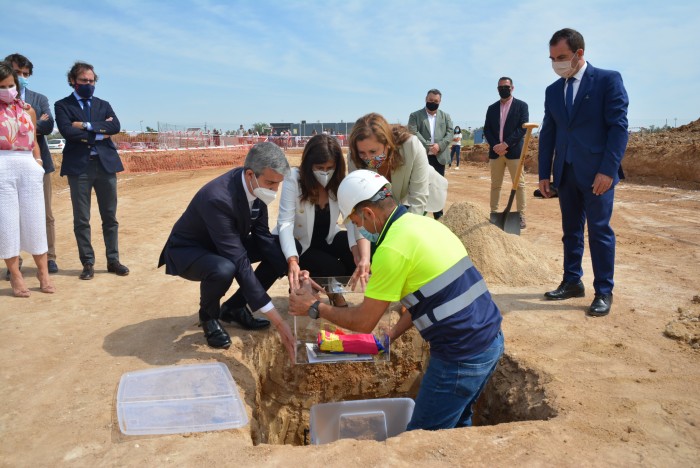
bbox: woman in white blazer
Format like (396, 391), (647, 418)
(275, 134), (370, 296)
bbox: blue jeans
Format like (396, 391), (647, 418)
(407, 331), (504, 431)
(449, 145), (461, 166)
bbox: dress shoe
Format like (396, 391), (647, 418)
(48, 260), (59, 274)
(588, 293), (613, 317)
(79, 263), (94, 280)
(202, 319), (232, 349)
(107, 262), (130, 276)
(220, 305), (270, 330)
(544, 280), (585, 300)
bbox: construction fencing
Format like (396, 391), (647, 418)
(111, 129), (348, 152)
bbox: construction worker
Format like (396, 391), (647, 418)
(288, 169), (504, 430)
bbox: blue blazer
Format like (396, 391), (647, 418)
(538, 63), (629, 187)
(24, 89), (55, 173)
(54, 94), (124, 176)
(158, 168), (278, 311)
(483, 97), (529, 160)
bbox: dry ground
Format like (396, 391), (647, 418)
(0, 151), (698, 467)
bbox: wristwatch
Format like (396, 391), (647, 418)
(308, 300), (321, 319)
(81, 122), (88, 129)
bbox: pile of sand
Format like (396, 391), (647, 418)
(441, 202), (558, 287)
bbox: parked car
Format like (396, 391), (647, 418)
(47, 138), (65, 151)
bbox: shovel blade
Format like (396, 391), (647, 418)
(489, 210), (521, 235)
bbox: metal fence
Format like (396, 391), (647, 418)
(109, 130), (348, 152)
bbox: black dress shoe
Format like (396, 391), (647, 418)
(220, 305), (270, 330)
(588, 293), (613, 317)
(202, 319), (232, 349)
(79, 263), (94, 280)
(107, 262), (130, 276)
(544, 280), (585, 300)
(48, 260), (59, 274)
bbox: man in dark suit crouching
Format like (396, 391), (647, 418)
(159, 143), (295, 360)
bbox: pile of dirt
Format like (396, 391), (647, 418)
(440, 202), (558, 287)
(663, 297), (700, 349)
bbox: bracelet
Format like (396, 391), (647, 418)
(35, 158), (42, 161)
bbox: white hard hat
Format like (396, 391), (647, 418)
(338, 169), (391, 220)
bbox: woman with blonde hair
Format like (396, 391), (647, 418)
(347, 112), (430, 214)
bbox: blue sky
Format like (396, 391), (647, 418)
(4, 0), (698, 133)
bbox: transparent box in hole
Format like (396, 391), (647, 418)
(293, 276), (391, 365)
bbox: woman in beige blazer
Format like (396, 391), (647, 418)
(347, 113), (430, 214)
(275, 135), (370, 296)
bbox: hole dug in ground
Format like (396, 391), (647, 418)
(242, 325), (558, 446)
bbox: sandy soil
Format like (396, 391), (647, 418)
(1, 141), (699, 466)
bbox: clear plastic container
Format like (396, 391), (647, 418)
(116, 362), (248, 435)
(310, 398), (415, 444)
(294, 276), (391, 365)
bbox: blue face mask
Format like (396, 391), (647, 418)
(76, 83), (95, 98)
(358, 211), (380, 243)
(18, 76), (29, 90)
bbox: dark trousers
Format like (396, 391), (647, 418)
(427, 155), (445, 219)
(298, 231), (355, 278)
(67, 159), (119, 265)
(179, 234), (286, 322)
(558, 163), (616, 295)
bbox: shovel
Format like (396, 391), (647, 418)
(489, 122), (539, 235)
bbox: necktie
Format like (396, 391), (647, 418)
(565, 78), (576, 116)
(80, 99), (91, 122)
(251, 199), (261, 220)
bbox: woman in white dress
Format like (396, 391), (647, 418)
(276, 134), (370, 297)
(0, 63), (55, 297)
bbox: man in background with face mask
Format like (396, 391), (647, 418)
(289, 169), (504, 430)
(159, 143), (295, 360)
(55, 61), (128, 281)
(4, 53), (57, 278)
(483, 77), (530, 229)
(538, 28), (629, 317)
(408, 89), (454, 220)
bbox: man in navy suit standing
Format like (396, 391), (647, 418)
(55, 62), (129, 280)
(159, 143), (295, 359)
(538, 28), (629, 317)
(483, 77), (530, 229)
(4, 53), (59, 275)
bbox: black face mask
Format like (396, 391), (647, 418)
(497, 86), (511, 99)
(426, 101), (439, 112)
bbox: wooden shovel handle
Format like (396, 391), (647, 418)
(511, 122), (540, 191)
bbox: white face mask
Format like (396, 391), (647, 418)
(313, 169), (334, 188)
(252, 173), (277, 205)
(552, 53), (578, 78)
(0, 86), (18, 104)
